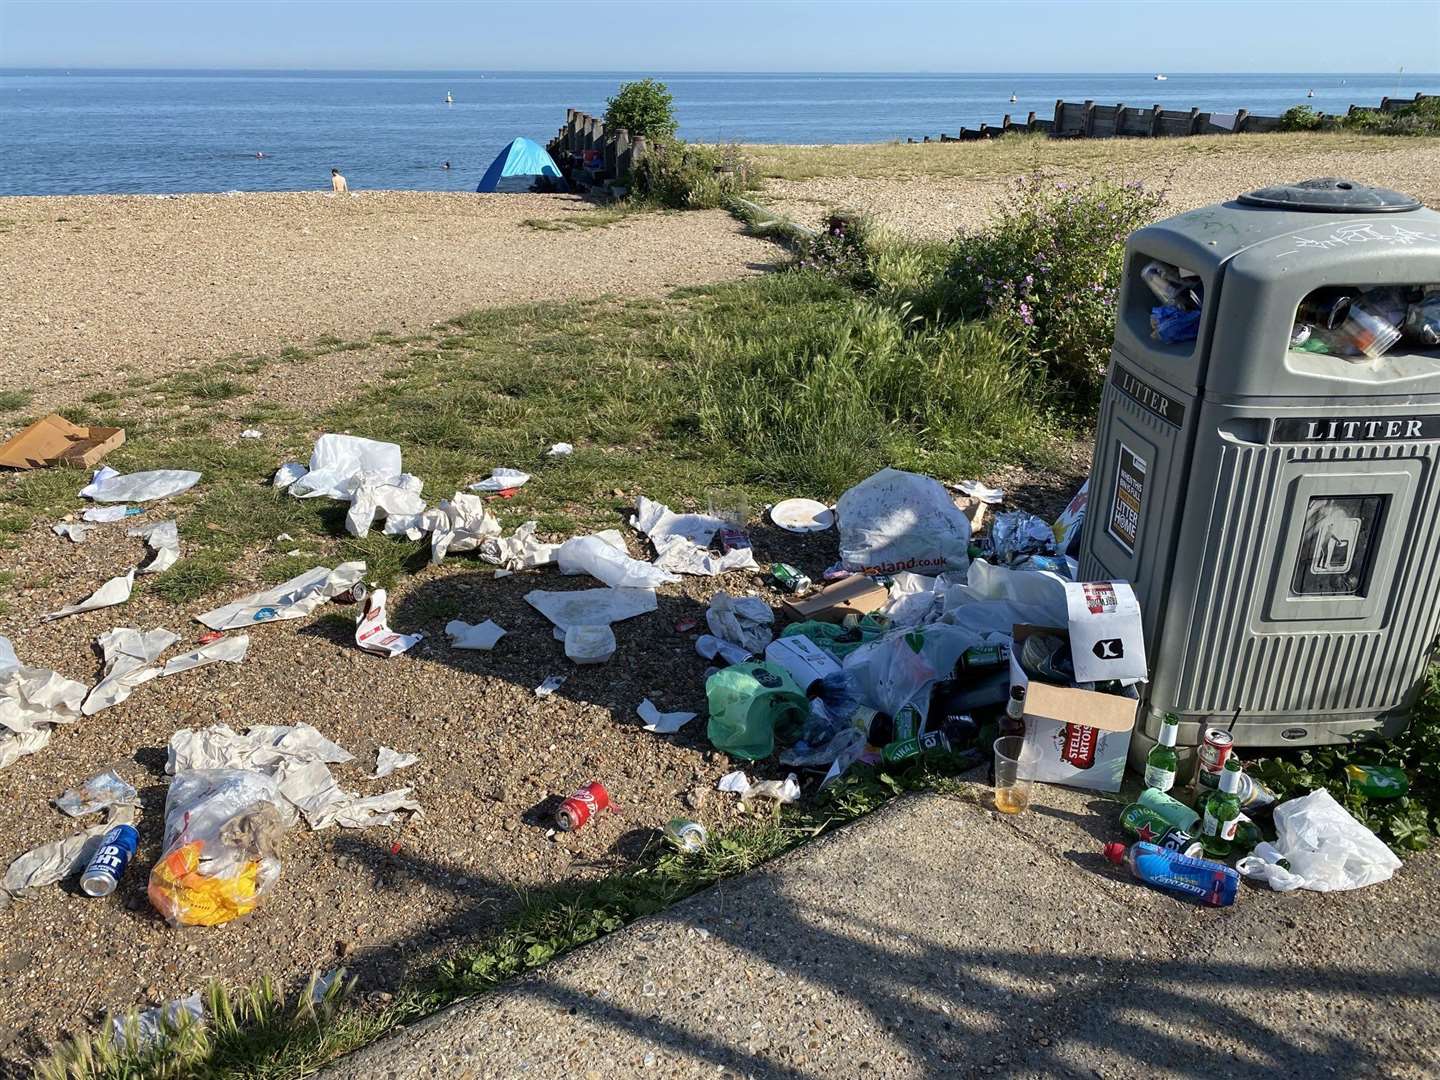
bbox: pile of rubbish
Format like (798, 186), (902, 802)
(1100, 720), (1403, 906)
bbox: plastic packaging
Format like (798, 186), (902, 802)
(1104, 840), (1239, 906)
(705, 662), (809, 761)
(1150, 305), (1200, 344)
(1344, 763), (1408, 798)
(989, 511), (1056, 564)
(564, 624), (616, 664)
(1139, 260), (1201, 309)
(1333, 301), (1402, 360)
(557, 534), (680, 590)
(1236, 787), (1401, 893)
(148, 769), (287, 927)
(80, 468), (201, 504)
(705, 592), (774, 654)
(836, 468), (972, 575)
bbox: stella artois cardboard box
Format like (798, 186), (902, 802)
(1011, 624), (1140, 793)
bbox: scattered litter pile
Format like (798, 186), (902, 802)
(4, 418), (1420, 1047)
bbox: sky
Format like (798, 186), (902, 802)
(2, 0), (1438, 73)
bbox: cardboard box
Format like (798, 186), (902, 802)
(1061, 580), (1147, 684)
(1011, 625), (1139, 793)
(0, 414), (125, 470)
(780, 574), (889, 624)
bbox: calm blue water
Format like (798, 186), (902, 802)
(2, 70), (1436, 196)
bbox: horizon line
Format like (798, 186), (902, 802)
(3, 66), (1435, 77)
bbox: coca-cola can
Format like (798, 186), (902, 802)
(1195, 728), (1234, 792)
(556, 780), (611, 832)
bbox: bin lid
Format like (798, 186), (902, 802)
(1237, 177), (1422, 213)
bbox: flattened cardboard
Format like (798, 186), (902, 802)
(1010, 624), (1139, 793)
(0, 414), (125, 470)
(780, 574), (889, 624)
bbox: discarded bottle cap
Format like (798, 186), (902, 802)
(1102, 842), (1127, 865)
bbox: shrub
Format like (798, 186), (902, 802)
(632, 141), (754, 210)
(1279, 104), (1327, 132)
(938, 175), (1166, 401)
(1341, 96), (1440, 136)
(794, 211), (874, 286)
(603, 78), (678, 141)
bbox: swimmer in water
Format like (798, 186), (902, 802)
(442, 161), (451, 169)
(256, 151), (265, 159)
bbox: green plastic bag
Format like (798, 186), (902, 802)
(780, 617), (887, 658)
(706, 661), (810, 761)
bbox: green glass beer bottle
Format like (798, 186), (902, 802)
(1200, 760), (1243, 858)
(1143, 713), (1180, 793)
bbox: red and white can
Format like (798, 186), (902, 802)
(1195, 728), (1234, 792)
(556, 780), (611, 832)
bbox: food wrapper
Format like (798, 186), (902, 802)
(147, 769), (286, 927)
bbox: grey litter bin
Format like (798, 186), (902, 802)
(1076, 178), (1440, 769)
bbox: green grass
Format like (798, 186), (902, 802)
(0, 389), (33, 412)
(37, 757), (978, 1080)
(742, 131), (1440, 181)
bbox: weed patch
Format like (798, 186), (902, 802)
(0, 389), (33, 412)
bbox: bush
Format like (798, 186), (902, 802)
(794, 211), (874, 286)
(603, 78), (678, 141)
(632, 142), (754, 210)
(938, 175), (1166, 401)
(1341, 96), (1440, 135)
(1279, 104), (1327, 132)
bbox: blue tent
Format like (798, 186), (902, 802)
(476, 137), (564, 193)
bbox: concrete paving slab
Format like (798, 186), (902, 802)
(323, 787), (1440, 1080)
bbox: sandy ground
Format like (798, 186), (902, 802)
(758, 139), (1440, 239)
(0, 191), (778, 413)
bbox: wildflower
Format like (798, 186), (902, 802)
(1019, 302), (1034, 326)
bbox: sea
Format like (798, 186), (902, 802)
(1, 69), (1436, 197)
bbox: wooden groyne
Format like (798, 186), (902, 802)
(547, 109), (649, 194)
(908, 91), (1433, 143)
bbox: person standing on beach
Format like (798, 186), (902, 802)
(330, 168), (348, 193)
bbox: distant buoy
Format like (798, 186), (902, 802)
(445, 91), (454, 104)
(1009, 93), (1017, 103)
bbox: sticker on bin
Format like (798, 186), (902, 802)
(1062, 581), (1147, 683)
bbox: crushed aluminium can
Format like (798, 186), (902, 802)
(662, 818), (708, 853)
(770, 563), (812, 593)
(556, 780), (611, 832)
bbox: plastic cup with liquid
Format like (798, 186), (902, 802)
(992, 736), (1033, 815)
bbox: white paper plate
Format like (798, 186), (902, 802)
(771, 498), (835, 533)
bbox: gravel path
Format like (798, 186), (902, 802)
(0, 191), (778, 413)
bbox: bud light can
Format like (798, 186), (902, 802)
(80, 823), (138, 897)
(662, 818), (708, 853)
(556, 780), (611, 832)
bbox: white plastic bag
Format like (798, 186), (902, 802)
(557, 534), (679, 590)
(1237, 788), (1401, 893)
(289, 434), (402, 500)
(836, 468), (971, 575)
(81, 469), (201, 504)
(705, 592), (774, 654)
(129, 520), (181, 575)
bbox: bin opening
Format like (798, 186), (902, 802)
(1131, 255), (1204, 355)
(1291, 284), (1439, 363)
